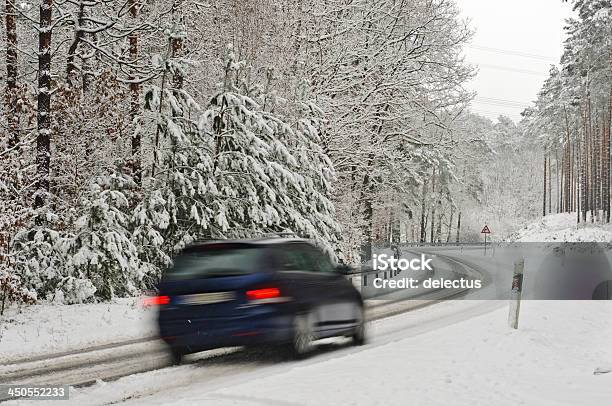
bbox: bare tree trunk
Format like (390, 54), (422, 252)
(562, 108), (571, 213)
(569, 143), (572, 212)
(34, 0), (53, 218)
(548, 151), (552, 213)
(605, 93), (611, 223)
(588, 96), (594, 222)
(577, 139), (580, 223)
(594, 115), (601, 221)
(66, 1), (86, 86)
(436, 210), (442, 243)
(555, 149), (560, 213)
(572, 142), (577, 212)
(388, 213), (392, 244)
(455, 211), (461, 243)
(419, 180), (427, 243)
(560, 147), (565, 212)
(447, 208), (454, 243)
(5, 0), (19, 148)
(568, 135), (572, 211)
(576, 138), (581, 222)
(543, 154), (547, 216)
(430, 168), (436, 243)
(129, 0), (141, 183)
(581, 105), (588, 223)
(171, 0), (184, 90)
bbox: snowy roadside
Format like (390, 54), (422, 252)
(117, 301), (612, 406)
(507, 213), (612, 242)
(0, 298), (157, 362)
(0, 294), (447, 364)
(0, 249), (432, 363)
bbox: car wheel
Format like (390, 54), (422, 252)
(290, 313), (315, 358)
(351, 306), (366, 346)
(170, 347), (184, 365)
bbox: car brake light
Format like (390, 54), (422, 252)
(246, 288), (281, 301)
(143, 295), (170, 306)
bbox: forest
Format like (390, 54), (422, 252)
(525, 0), (612, 225)
(0, 0), (556, 306)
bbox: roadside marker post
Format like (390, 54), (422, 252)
(508, 259), (524, 329)
(481, 225), (491, 255)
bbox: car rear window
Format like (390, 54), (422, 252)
(165, 246), (263, 279)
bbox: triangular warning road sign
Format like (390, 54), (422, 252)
(481, 225), (491, 234)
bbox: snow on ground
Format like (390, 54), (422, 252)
(135, 301), (612, 406)
(0, 298), (157, 361)
(28, 300), (612, 406)
(120, 301), (611, 406)
(507, 212), (612, 242)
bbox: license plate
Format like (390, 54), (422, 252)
(178, 292), (235, 305)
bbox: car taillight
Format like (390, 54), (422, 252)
(143, 295), (170, 306)
(246, 288), (281, 301)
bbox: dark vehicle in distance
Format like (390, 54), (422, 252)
(154, 237), (365, 363)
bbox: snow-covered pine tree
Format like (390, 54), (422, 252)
(135, 18), (214, 267)
(10, 208), (71, 303)
(199, 47), (340, 255)
(284, 79), (341, 257)
(0, 152), (37, 312)
(66, 169), (141, 301)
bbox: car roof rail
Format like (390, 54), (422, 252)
(191, 238), (221, 243)
(261, 232), (300, 239)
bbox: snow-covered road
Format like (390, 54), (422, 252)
(5, 247), (611, 406)
(13, 298), (612, 406)
(1, 249), (479, 394)
(17, 299), (506, 406)
(0, 250), (491, 404)
(0, 285), (472, 396)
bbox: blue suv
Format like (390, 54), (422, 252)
(155, 237), (365, 363)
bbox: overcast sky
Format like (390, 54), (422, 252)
(457, 0), (575, 122)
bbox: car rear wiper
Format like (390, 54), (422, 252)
(202, 268), (249, 277)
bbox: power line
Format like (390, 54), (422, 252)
(473, 103), (525, 110)
(466, 44), (557, 62)
(472, 98), (528, 109)
(471, 108), (505, 114)
(471, 108), (523, 117)
(476, 96), (529, 105)
(476, 63), (549, 76)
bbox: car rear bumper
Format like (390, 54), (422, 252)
(158, 311), (294, 353)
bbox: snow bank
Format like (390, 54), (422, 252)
(507, 213), (612, 242)
(0, 298), (157, 361)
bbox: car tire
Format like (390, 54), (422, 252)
(170, 347), (184, 365)
(288, 312), (315, 359)
(351, 306), (366, 346)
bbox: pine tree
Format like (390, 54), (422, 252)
(199, 47), (340, 254)
(11, 212), (70, 302)
(34, 0), (53, 215)
(139, 22), (213, 257)
(66, 170), (141, 301)
(5, 0), (19, 148)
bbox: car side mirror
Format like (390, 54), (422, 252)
(335, 264), (353, 275)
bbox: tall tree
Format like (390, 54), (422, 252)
(34, 0), (53, 216)
(129, 0), (142, 183)
(5, 0), (19, 148)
